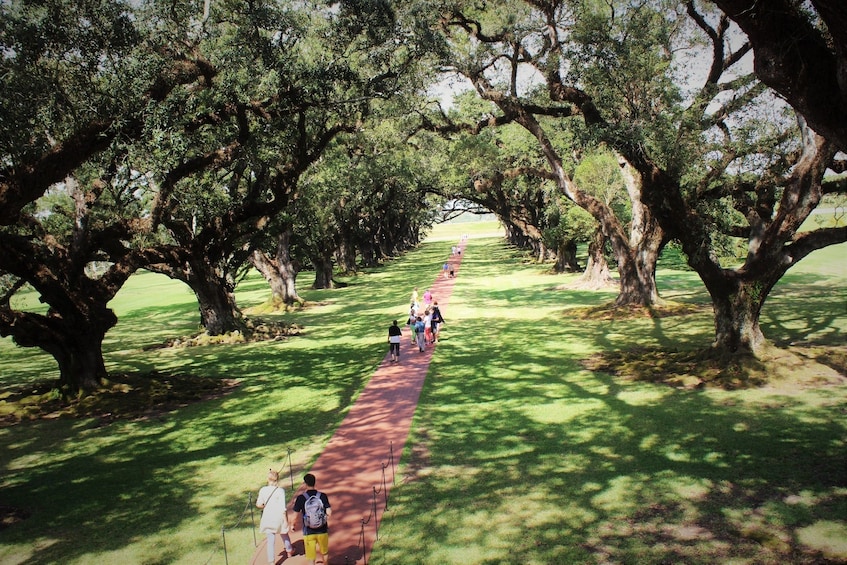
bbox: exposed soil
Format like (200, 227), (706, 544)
(570, 300), (709, 320)
(582, 344), (847, 390)
(0, 322), (301, 428)
(570, 301), (846, 390)
(0, 372), (239, 428)
(143, 318), (300, 350)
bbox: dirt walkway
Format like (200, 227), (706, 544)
(252, 239), (468, 565)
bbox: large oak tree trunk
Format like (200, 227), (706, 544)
(0, 230), (130, 395)
(579, 227), (614, 288)
(359, 242), (377, 268)
(509, 109), (664, 307)
(613, 233), (662, 306)
(190, 265), (243, 335)
(311, 252), (336, 289)
(553, 239), (579, 272)
(336, 238), (358, 273)
(709, 279), (768, 355)
(150, 254), (245, 336)
(1, 304), (116, 394)
(250, 230), (303, 307)
(49, 327), (111, 394)
(613, 158), (663, 306)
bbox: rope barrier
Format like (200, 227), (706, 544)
(209, 444), (396, 564)
(345, 442), (396, 565)
(200, 493), (254, 565)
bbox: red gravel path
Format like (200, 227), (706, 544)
(252, 239), (467, 565)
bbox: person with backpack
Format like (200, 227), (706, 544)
(292, 473), (332, 565)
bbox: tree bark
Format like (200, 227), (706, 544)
(250, 230), (303, 307)
(554, 239), (580, 272)
(336, 238), (358, 273)
(188, 257), (244, 335)
(708, 278), (768, 355)
(148, 253), (245, 335)
(579, 228), (614, 288)
(0, 306), (115, 394)
(311, 251), (336, 289)
(0, 229), (134, 394)
(709, 0), (847, 152)
(507, 105), (663, 307)
(49, 328), (111, 394)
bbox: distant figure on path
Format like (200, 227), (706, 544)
(256, 469), (293, 563)
(292, 473), (332, 565)
(410, 287), (419, 311)
(388, 320), (402, 362)
(423, 288), (432, 306)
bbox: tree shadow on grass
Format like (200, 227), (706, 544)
(377, 316), (847, 564)
(0, 362), (356, 564)
(0, 258), (440, 564)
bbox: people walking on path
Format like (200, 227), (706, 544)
(414, 316), (426, 352)
(265, 238), (468, 564)
(423, 309), (433, 345)
(422, 288), (432, 306)
(407, 308), (417, 344)
(410, 287), (419, 311)
(292, 473), (332, 565)
(430, 301), (444, 343)
(256, 469), (293, 563)
(387, 320), (402, 362)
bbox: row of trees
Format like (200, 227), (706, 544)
(416, 0), (845, 356)
(0, 0), (443, 393)
(1, 0), (845, 395)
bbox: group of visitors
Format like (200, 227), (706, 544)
(389, 241), (461, 360)
(256, 471), (331, 565)
(254, 242), (464, 564)
(407, 299), (445, 352)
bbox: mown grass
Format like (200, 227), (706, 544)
(371, 235), (847, 564)
(0, 221), (845, 565)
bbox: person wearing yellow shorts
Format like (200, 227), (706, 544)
(292, 473), (332, 565)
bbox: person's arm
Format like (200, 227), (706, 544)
(291, 496), (301, 529)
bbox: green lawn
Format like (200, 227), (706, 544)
(1, 222), (845, 564)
